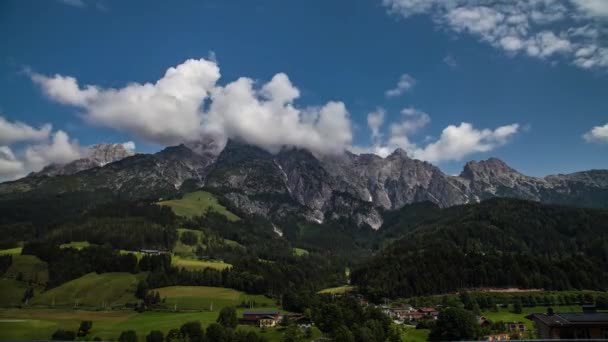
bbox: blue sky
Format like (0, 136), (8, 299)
(0, 0), (606, 180)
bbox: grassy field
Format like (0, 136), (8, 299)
(482, 305), (583, 330)
(29, 272), (146, 309)
(401, 327), (431, 342)
(154, 286), (275, 311)
(318, 285), (355, 294)
(5, 255), (49, 285)
(171, 255), (232, 271)
(0, 247), (23, 255)
(173, 228), (205, 257)
(157, 191), (239, 221)
(59, 241), (91, 249)
(0, 278), (30, 307)
(0, 308), (293, 341)
(292, 247), (309, 256)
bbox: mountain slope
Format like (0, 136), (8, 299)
(351, 198), (608, 299)
(1, 141), (607, 227)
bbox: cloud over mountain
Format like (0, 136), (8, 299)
(584, 123), (608, 143)
(383, 0), (608, 70)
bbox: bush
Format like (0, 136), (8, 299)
(146, 330), (164, 342)
(51, 329), (76, 341)
(118, 330), (137, 342)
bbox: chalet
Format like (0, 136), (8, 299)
(239, 311), (281, 328)
(283, 313), (313, 327)
(387, 305), (414, 319)
(527, 308), (608, 339)
(418, 307), (439, 319)
(504, 321), (526, 334)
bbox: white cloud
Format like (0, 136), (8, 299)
(583, 123), (608, 143)
(23, 131), (83, 172)
(413, 123), (519, 163)
(382, 0), (608, 70)
(0, 116), (51, 145)
(385, 73), (416, 98)
(367, 108), (385, 144)
(443, 54), (458, 67)
(31, 59), (354, 154)
(571, 0), (608, 18)
(0, 128), (85, 182)
(0, 146), (26, 181)
(121, 141), (136, 152)
(357, 106), (519, 163)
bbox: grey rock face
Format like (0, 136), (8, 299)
(2, 140), (607, 229)
(34, 143), (135, 177)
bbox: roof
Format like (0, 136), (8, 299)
(243, 311), (280, 315)
(527, 313), (608, 327)
(419, 307), (438, 312)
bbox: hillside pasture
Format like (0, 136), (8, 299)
(0, 308), (288, 341)
(154, 286), (275, 311)
(5, 255), (49, 285)
(157, 191), (239, 221)
(171, 255), (232, 271)
(30, 272), (145, 309)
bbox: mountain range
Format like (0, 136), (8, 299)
(1, 140), (607, 228)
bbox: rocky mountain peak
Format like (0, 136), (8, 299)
(460, 157), (519, 180)
(387, 148), (409, 159)
(87, 143), (135, 166)
(33, 143), (135, 177)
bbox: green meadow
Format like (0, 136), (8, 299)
(154, 286), (275, 311)
(157, 191), (239, 221)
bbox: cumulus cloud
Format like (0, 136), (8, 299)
(367, 108), (385, 145)
(382, 0), (608, 70)
(0, 116), (51, 145)
(359, 106), (519, 163)
(583, 123), (608, 143)
(0, 127), (85, 182)
(412, 122), (519, 163)
(24, 131), (83, 172)
(31, 58), (353, 154)
(0, 146), (26, 181)
(385, 74), (416, 98)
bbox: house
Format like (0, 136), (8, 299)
(239, 311), (281, 328)
(418, 307), (439, 319)
(387, 305), (414, 319)
(527, 308), (608, 339)
(504, 321), (526, 334)
(283, 313), (313, 327)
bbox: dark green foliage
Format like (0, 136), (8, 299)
(281, 325), (305, 342)
(165, 329), (183, 342)
(180, 231), (198, 246)
(205, 323), (227, 342)
(77, 321), (93, 337)
(0, 254), (12, 274)
(513, 298), (523, 314)
(353, 198), (608, 299)
(217, 306), (238, 328)
(180, 321), (203, 342)
(429, 307), (480, 341)
(51, 329), (76, 341)
(146, 330), (164, 342)
(135, 280), (148, 300)
(22, 287), (34, 304)
(22, 243), (139, 288)
(118, 330), (138, 342)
